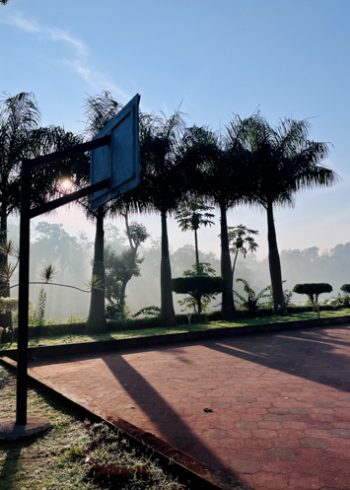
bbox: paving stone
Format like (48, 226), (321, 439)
(330, 428), (350, 439)
(267, 447), (296, 461)
(202, 428), (229, 440)
(301, 437), (330, 449)
(229, 458), (261, 474)
(264, 413), (286, 422)
(289, 406), (309, 414)
(236, 421), (258, 429)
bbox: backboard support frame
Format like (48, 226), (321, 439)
(0, 94), (141, 437)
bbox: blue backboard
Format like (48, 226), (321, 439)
(90, 94), (140, 208)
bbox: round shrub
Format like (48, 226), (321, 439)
(172, 276), (223, 316)
(293, 284), (332, 318)
(340, 284), (350, 294)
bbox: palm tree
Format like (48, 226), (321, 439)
(83, 91), (122, 332)
(228, 225), (258, 301)
(0, 92), (83, 327)
(177, 125), (251, 319)
(239, 115), (337, 313)
(137, 111), (184, 326)
(175, 198), (214, 272)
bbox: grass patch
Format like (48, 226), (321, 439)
(1, 308), (349, 351)
(1, 307), (347, 349)
(0, 365), (188, 490)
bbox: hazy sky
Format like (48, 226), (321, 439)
(1, 0), (350, 259)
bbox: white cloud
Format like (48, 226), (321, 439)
(0, 11), (128, 100)
(64, 59), (130, 102)
(0, 12), (40, 32)
(48, 28), (87, 57)
(0, 13), (86, 56)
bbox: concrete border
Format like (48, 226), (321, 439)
(2, 314), (350, 361)
(0, 356), (247, 490)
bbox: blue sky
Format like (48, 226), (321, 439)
(1, 0), (350, 259)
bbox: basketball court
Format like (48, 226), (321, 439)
(3, 95), (350, 488)
(28, 325), (350, 490)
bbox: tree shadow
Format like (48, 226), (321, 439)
(287, 328), (350, 348)
(103, 354), (238, 481)
(204, 327), (350, 392)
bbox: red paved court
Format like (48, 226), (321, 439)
(29, 326), (350, 489)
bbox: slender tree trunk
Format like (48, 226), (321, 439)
(194, 228), (199, 273)
(160, 208), (176, 326)
(231, 250), (239, 308)
(220, 202), (235, 318)
(266, 201), (286, 314)
(119, 280), (127, 319)
(87, 206), (106, 332)
(0, 205), (11, 328)
(196, 292), (202, 316)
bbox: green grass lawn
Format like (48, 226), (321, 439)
(6, 307), (349, 349)
(0, 365), (188, 490)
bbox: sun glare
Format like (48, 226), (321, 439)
(59, 178), (74, 193)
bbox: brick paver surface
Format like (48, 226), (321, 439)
(30, 326), (350, 489)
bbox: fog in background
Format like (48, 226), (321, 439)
(8, 220), (350, 321)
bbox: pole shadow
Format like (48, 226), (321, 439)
(0, 444), (23, 490)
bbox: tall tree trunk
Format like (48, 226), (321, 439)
(160, 208), (176, 326)
(194, 228), (199, 273)
(87, 206), (106, 332)
(266, 201), (286, 314)
(220, 202), (235, 318)
(0, 205), (11, 328)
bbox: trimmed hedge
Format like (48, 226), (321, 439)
(340, 284), (350, 294)
(293, 283), (333, 297)
(172, 276), (223, 295)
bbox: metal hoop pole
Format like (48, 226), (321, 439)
(16, 161), (31, 426)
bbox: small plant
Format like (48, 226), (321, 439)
(265, 281), (293, 311)
(106, 303), (131, 320)
(327, 285), (350, 308)
(234, 278), (271, 313)
(35, 288), (47, 326)
(340, 284), (350, 299)
(0, 297), (18, 348)
(293, 283), (333, 318)
(133, 306), (161, 319)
